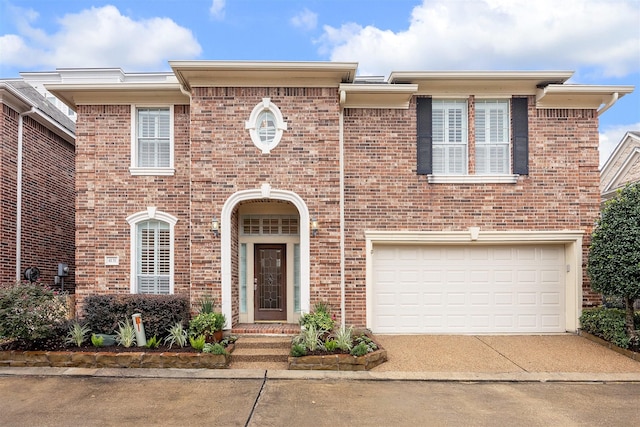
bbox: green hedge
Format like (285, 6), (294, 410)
(83, 294), (190, 338)
(580, 307), (640, 349)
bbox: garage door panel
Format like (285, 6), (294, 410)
(372, 244), (566, 333)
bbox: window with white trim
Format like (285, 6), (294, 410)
(130, 106), (174, 175)
(475, 100), (510, 174)
(432, 100), (468, 174)
(126, 209), (177, 294)
(137, 220), (170, 294)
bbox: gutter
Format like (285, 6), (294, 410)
(339, 91), (346, 328)
(597, 92), (619, 116)
(16, 107), (37, 281)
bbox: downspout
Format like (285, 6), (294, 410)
(597, 92), (619, 116)
(339, 90), (346, 328)
(16, 107), (37, 281)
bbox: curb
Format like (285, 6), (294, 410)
(2, 366), (640, 383)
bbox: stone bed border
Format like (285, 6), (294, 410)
(288, 348), (387, 371)
(0, 345), (233, 369)
(579, 331), (640, 361)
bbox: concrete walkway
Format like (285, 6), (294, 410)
(1, 334), (639, 382)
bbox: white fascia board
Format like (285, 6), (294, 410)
(338, 83), (418, 109)
(536, 84), (634, 109)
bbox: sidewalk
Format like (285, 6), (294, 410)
(1, 334), (639, 382)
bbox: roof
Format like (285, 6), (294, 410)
(600, 131), (640, 201)
(0, 79), (75, 143)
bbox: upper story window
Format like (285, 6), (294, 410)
(130, 106), (175, 176)
(126, 208), (178, 295)
(417, 97), (528, 183)
(245, 98), (288, 154)
(432, 100), (468, 174)
(475, 100), (510, 175)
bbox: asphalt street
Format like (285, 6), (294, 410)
(1, 375), (639, 426)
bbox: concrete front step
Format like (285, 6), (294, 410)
(233, 336), (293, 350)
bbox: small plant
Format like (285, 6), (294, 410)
(65, 321), (91, 347)
(332, 326), (353, 352)
(189, 312), (226, 339)
(219, 335), (238, 347)
(91, 334), (104, 347)
(354, 334), (378, 351)
(115, 320), (136, 348)
(145, 335), (160, 349)
(299, 302), (334, 333)
(290, 343), (307, 357)
(198, 295), (215, 314)
(190, 334), (206, 351)
(203, 342), (227, 355)
(350, 342), (369, 357)
(324, 340), (338, 352)
(292, 324), (324, 352)
(164, 322), (188, 349)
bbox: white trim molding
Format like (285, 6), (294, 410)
(220, 186), (311, 328)
(126, 209), (178, 294)
(364, 230), (584, 333)
(427, 174), (519, 184)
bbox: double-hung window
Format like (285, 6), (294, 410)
(475, 100), (510, 174)
(131, 106), (174, 175)
(137, 220), (170, 294)
(432, 100), (468, 174)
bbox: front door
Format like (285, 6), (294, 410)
(254, 244), (287, 321)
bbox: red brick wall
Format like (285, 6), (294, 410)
(74, 105), (191, 315)
(1, 104), (75, 290)
(342, 96), (601, 325)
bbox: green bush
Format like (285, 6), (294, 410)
(188, 312), (226, 338)
(0, 282), (68, 343)
(580, 307), (640, 349)
(83, 294), (190, 338)
(299, 302), (335, 333)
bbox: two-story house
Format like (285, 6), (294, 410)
(45, 61), (633, 334)
(0, 79), (76, 290)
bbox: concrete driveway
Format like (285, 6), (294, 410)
(371, 334), (640, 375)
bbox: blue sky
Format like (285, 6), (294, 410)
(1, 0), (639, 164)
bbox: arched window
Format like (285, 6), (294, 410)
(126, 208), (177, 294)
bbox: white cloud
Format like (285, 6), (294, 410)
(291, 8), (318, 31)
(599, 123), (640, 167)
(2, 5), (202, 71)
(210, 0), (226, 20)
(319, 0), (640, 78)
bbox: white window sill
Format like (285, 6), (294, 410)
(129, 167), (175, 176)
(427, 174), (518, 184)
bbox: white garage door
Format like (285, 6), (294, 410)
(372, 245), (566, 334)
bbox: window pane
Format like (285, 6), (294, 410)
(432, 100), (468, 174)
(137, 108), (170, 168)
(137, 220), (170, 294)
(475, 100), (509, 174)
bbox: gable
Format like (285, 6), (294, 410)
(601, 132), (640, 200)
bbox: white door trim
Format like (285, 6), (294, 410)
(221, 185), (311, 327)
(365, 230), (584, 333)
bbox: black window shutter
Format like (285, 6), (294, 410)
(416, 97), (432, 175)
(512, 97), (529, 175)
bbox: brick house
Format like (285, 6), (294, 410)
(0, 79), (76, 290)
(600, 131), (640, 203)
(45, 61), (633, 334)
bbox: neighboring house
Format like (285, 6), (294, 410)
(45, 62), (633, 334)
(600, 131), (640, 203)
(0, 79), (76, 291)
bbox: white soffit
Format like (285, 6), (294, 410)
(339, 83), (418, 109)
(388, 71), (573, 96)
(536, 84), (634, 110)
(44, 83), (189, 109)
(170, 60), (358, 89)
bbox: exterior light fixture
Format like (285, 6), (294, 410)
(311, 217), (319, 237)
(212, 217), (220, 238)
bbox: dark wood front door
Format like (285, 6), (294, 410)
(254, 244), (287, 321)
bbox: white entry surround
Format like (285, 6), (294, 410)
(365, 229), (584, 334)
(220, 184), (311, 327)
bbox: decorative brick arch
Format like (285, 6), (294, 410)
(220, 184), (310, 327)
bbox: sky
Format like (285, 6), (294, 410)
(1, 0), (639, 165)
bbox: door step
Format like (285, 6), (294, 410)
(229, 335), (293, 369)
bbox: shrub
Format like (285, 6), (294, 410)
(65, 321), (91, 347)
(189, 312), (226, 338)
(350, 342), (370, 357)
(164, 322), (188, 349)
(145, 335), (160, 349)
(189, 334), (206, 351)
(332, 326), (353, 352)
(115, 320), (136, 347)
(0, 282), (68, 343)
(290, 343), (307, 357)
(580, 307), (640, 349)
(299, 302), (335, 333)
(91, 334), (104, 347)
(83, 294), (189, 338)
(292, 324), (325, 352)
(203, 342), (227, 355)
